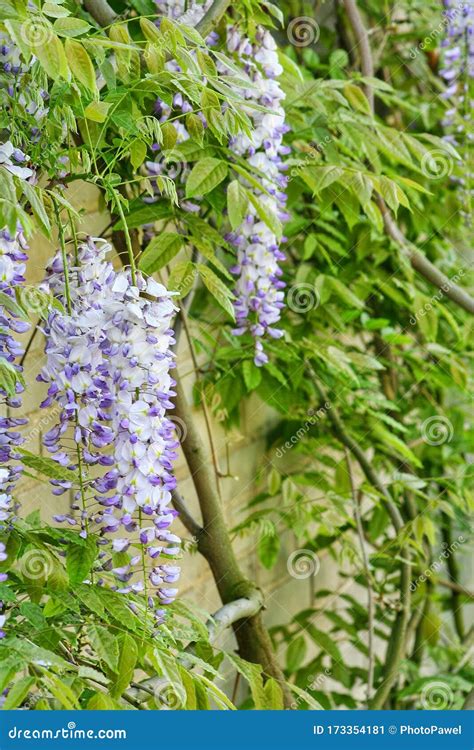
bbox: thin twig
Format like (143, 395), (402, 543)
(343, 0), (474, 316)
(171, 488), (202, 539)
(307, 363), (411, 709)
(344, 449), (374, 705)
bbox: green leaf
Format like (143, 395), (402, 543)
(307, 625), (342, 662)
(263, 678), (284, 709)
(0, 359), (22, 398)
(246, 189), (282, 238)
(43, 2), (70, 17)
(138, 232), (184, 275)
(111, 633), (138, 698)
(19, 450), (78, 483)
(75, 584), (106, 617)
(87, 692), (120, 709)
(191, 238), (232, 280)
(65, 39), (96, 92)
(185, 158), (228, 198)
(258, 532), (280, 570)
(167, 261), (195, 297)
(84, 100), (111, 123)
(54, 17), (91, 37)
(129, 140), (147, 170)
(242, 360), (262, 391)
(197, 264), (235, 320)
(87, 624), (119, 672)
(286, 636), (307, 673)
(262, 1), (284, 26)
(288, 682), (323, 709)
(343, 83), (372, 114)
(33, 32), (69, 80)
(21, 182), (51, 235)
(140, 17), (162, 44)
(66, 538), (97, 586)
(3, 676), (35, 709)
(227, 179), (248, 230)
(226, 653), (266, 709)
(112, 202), (172, 230)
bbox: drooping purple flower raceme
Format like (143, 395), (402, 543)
(144, 1), (213, 219)
(0, 33), (50, 145)
(152, 2), (289, 366)
(223, 27), (289, 366)
(440, 1), (474, 95)
(40, 237), (181, 625)
(440, 0), (474, 223)
(0, 144), (34, 636)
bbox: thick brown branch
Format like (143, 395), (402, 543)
(196, 0), (232, 37)
(343, 0), (374, 109)
(171, 374), (292, 706)
(82, 0), (117, 27)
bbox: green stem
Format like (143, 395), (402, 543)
(114, 195), (137, 285)
(54, 202), (90, 543)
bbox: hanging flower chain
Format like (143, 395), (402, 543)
(152, 0), (289, 366)
(0, 143), (34, 638)
(39, 237), (180, 627)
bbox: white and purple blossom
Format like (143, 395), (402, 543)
(152, 2), (289, 366)
(0, 145), (34, 635)
(440, 0), (474, 223)
(40, 238), (181, 624)
(223, 26), (289, 365)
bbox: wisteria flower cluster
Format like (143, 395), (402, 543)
(224, 26), (289, 366)
(440, 0), (474, 223)
(145, 0), (214, 222)
(153, 0), (289, 366)
(0, 143), (34, 638)
(0, 33), (49, 145)
(39, 238), (180, 626)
